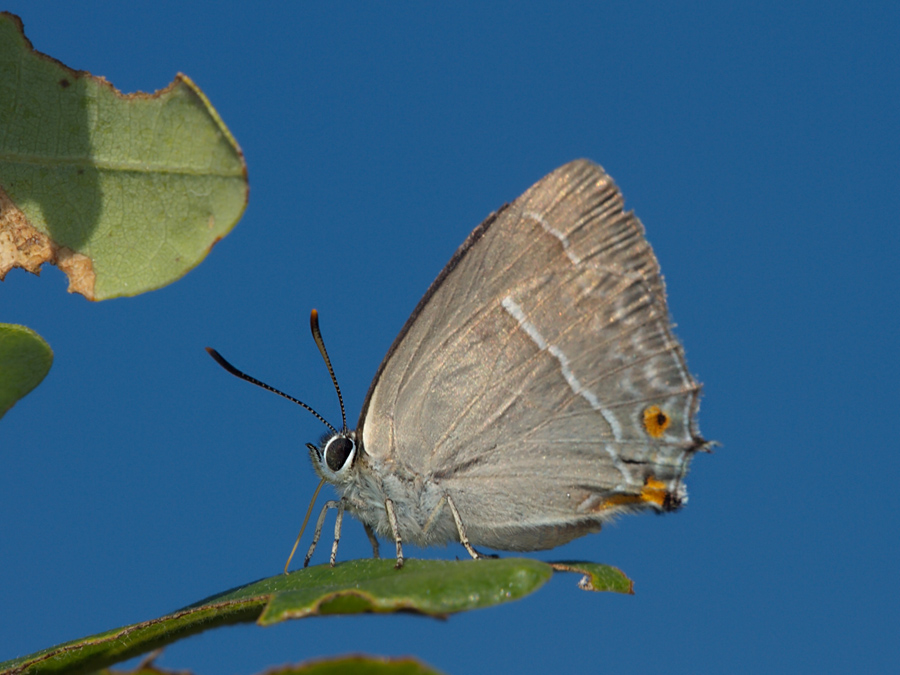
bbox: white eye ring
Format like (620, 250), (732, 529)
(322, 434), (356, 475)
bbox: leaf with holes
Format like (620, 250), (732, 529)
(0, 12), (247, 300)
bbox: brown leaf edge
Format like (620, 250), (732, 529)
(0, 185), (96, 299)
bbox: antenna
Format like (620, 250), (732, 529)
(205, 347), (337, 435)
(309, 309), (348, 431)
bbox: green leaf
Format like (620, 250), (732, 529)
(0, 323), (52, 419)
(0, 558), (630, 675)
(102, 653), (445, 675)
(258, 655), (445, 675)
(255, 558), (551, 623)
(0, 12), (247, 300)
(549, 561), (635, 594)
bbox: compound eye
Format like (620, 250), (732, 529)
(324, 436), (355, 472)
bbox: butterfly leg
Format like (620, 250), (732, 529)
(446, 495), (491, 561)
(384, 498), (405, 569)
(304, 499), (341, 567)
(363, 522), (380, 559)
(330, 501), (345, 566)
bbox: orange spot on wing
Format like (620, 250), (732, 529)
(639, 478), (669, 507)
(593, 476), (671, 511)
(643, 405), (671, 438)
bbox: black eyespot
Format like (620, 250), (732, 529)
(325, 436), (354, 472)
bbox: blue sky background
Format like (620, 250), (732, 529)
(2, 2), (898, 673)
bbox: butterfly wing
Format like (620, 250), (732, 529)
(358, 160), (705, 550)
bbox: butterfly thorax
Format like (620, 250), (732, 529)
(310, 430), (460, 547)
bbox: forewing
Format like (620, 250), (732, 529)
(359, 160), (704, 543)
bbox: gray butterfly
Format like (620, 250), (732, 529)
(209, 159), (708, 569)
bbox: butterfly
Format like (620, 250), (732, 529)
(208, 159), (708, 570)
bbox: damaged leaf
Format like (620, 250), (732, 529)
(0, 12), (247, 300)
